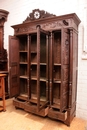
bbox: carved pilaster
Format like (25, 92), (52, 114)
(49, 32), (53, 105)
(36, 25), (40, 111)
(46, 35), (49, 100)
(68, 29), (73, 108)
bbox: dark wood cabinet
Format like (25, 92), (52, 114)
(9, 9), (80, 125)
(0, 9), (9, 98)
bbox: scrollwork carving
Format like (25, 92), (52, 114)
(23, 9), (56, 23)
(42, 21), (63, 29)
(15, 26), (36, 34)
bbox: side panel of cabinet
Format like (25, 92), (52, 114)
(9, 36), (19, 97)
(72, 30), (78, 105)
(61, 28), (70, 111)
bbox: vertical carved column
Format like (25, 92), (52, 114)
(68, 29), (73, 108)
(46, 35), (49, 100)
(27, 34), (31, 100)
(36, 25), (40, 111)
(49, 32), (53, 105)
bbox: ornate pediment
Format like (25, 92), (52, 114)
(23, 9), (56, 23)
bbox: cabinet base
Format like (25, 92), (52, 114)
(13, 99), (76, 126)
(13, 99), (49, 117)
(48, 103), (76, 126)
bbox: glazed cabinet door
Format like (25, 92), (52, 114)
(50, 28), (70, 112)
(29, 25), (49, 111)
(9, 36), (19, 97)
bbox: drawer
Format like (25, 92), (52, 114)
(24, 102), (49, 117)
(13, 99), (25, 109)
(48, 108), (67, 121)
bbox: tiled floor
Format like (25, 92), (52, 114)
(0, 98), (87, 130)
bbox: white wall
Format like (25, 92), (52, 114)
(0, 0), (87, 120)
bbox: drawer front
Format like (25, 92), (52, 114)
(48, 108), (67, 121)
(13, 99), (25, 109)
(24, 103), (49, 117)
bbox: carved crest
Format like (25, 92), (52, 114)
(23, 9), (56, 23)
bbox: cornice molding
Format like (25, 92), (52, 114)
(0, 9), (9, 26)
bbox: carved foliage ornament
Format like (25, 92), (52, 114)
(23, 9), (56, 23)
(15, 9), (69, 34)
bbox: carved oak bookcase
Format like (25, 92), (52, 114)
(9, 9), (80, 126)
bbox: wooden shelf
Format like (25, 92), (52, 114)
(0, 71), (8, 74)
(40, 78), (46, 82)
(29, 98), (47, 105)
(19, 51), (28, 52)
(51, 103), (60, 109)
(54, 63), (61, 66)
(40, 63), (47, 65)
(31, 77), (46, 81)
(20, 62), (28, 64)
(31, 63), (47, 65)
(20, 75), (28, 79)
(31, 51), (37, 54)
(54, 80), (61, 83)
(31, 63), (37, 65)
(17, 95), (28, 101)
